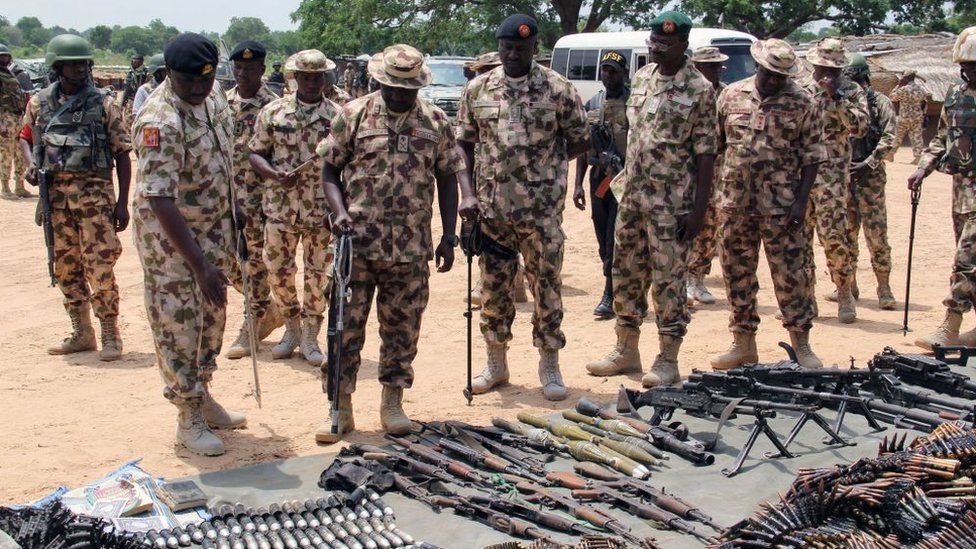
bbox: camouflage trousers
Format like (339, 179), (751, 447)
(805, 158), (855, 290)
(721, 212), (816, 333)
(945, 208), (976, 314)
(846, 167), (892, 278)
(264, 220), (332, 321)
(688, 200), (722, 279)
(226, 191), (273, 318)
(894, 115), (925, 160)
(144, 280), (225, 404)
(52, 205), (122, 320)
(0, 112), (25, 190)
(480, 216), (565, 350)
(612, 205), (690, 338)
(325, 258), (429, 394)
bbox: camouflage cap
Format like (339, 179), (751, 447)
(470, 51), (501, 72)
(750, 39), (799, 77)
(284, 49), (336, 73)
(806, 38), (851, 68)
(954, 26), (976, 63)
(367, 44), (432, 89)
(690, 46), (728, 64)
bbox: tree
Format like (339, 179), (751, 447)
(224, 16), (272, 48)
(88, 25), (112, 49)
(16, 16), (53, 47)
(110, 26), (154, 55)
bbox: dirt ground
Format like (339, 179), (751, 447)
(0, 146), (960, 503)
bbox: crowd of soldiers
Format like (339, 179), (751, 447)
(0, 10), (971, 457)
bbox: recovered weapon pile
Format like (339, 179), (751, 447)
(0, 500), (144, 548)
(621, 346), (976, 477)
(714, 423), (976, 548)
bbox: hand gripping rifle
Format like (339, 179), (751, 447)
(325, 234), (353, 438)
(460, 217), (484, 404)
(36, 168), (56, 287)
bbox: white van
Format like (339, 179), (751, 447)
(551, 29), (757, 100)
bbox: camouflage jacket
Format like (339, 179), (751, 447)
(249, 94), (339, 226)
(131, 79), (235, 290)
(717, 76), (825, 216)
(803, 76), (869, 164)
(584, 86), (629, 184)
(226, 84), (279, 196)
(23, 84), (130, 209)
(852, 89), (897, 171)
(456, 62), (588, 221)
(890, 81), (929, 121)
(612, 59), (718, 219)
(317, 92), (465, 262)
(326, 85), (352, 106)
(0, 68), (24, 117)
(125, 66), (150, 91)
(919, 84), (976, 214)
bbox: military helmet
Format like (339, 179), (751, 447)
(953, 26), (976, 63)
(846, 53), (870, 80)
(0, 43), (10, 55)
(146, 53), (166, 74)
(45, 34), (94, 65)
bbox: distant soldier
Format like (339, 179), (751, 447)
(710, 39), (824, 370)
(802, 38), (869, 323)
(132, 53), (167, 119)
(353, 61), (369, 97)
(267, 60), (286, 85)
(132, 33), (245, 456)
(223, 40), (283, 360)
(573, 50), (630, 320)
(342, 62), (354, 94)
(318, 44), (477, 441)
(844, 54), (898, 310)
(20, 34), (130, 362)
(457, 14), (588, 400)
(585, 12), (717, 387)
(0, 43), (29, 197)
(249, 50), (339, 366)
(912, 27), (976, 350)
(889, 70), (931, 164)
(122, 54), (149, 124)
(686, 45), (729, 306)
(324, 69), (352, 105)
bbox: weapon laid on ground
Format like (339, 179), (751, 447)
(460, 217), (484, 405)
(904, 187), (921, 335)
(871, 347), (976, 400)
(36, 168), (56, 287)
(409, 431), (547, 484)
(490, 417), (571, 454)
(325, 234), (353, 440)
(425, 421), (551, 477)
(863, 372), (976, 425)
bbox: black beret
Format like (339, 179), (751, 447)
(230, 40), (266, 62)
(496, 14), (538, 40)
(164, 33), (219, 76)
(131, 54), (144, 59)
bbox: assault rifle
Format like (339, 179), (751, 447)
(870, 347), (976, 400)
(36, 168), (56, 286)
(589, 120), (623, 199)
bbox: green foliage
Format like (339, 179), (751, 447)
(87, 25), (112, 49)
(224, 16), (272, 49)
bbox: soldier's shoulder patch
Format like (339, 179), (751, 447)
(142, 127), (160, 148)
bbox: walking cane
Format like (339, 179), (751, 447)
(326, 234), (353, 435)
(903, 188), (921, 336)
(460, 218), (484, 405)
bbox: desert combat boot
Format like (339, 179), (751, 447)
(316, 393), (355, 444)
(201, 384), (247, 429)
(98, 316), (123, 362)
(471, 342), (510, 394)
(710, 332), (758, 371)
(272, 316), (302, 359)
(876, 273), (896, 310)
(300, 317), (325, 366)
(538, 348), (567, 401)
(177, 400), (225, 456)
(586, 325), (642, 376)
(915, 310), (963, 351)
(789, 330), (823, 369)
(48, 303), (97, 355)
(225, 322), (252, 359)
(380, 386), (413, 435)
(641, 335), (682, 388)
(836, 284), (857, 324)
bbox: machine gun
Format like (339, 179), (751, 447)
(870, 347), (976, 400)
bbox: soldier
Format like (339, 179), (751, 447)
(710, 39), (824, 370)
(585, 12), (718, 387)
(132, 33), (245, 456)
(911, 27), (976, 350)
(353, 61), (369, 97)
(132, 53), (167, 119)
(457, 14), (589, 400)
(342, 62), (354, 95)
(889, 70), (931, 164)
(686, 46), (729, 306)
(324, 69), (352, 106)
(249, 49), (339, 366)
(317, 44), (477, 441)
(802, 38), (869, 323)
(122, 54), (149, 124)
(573, 50), (630, 320)
(223, 40), (283, 360)
(1, 44), (29, 198)
(19, 34), (130, 362)
(844, 54), (898, 310)
(268, 60), (286, 85)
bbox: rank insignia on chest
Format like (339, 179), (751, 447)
(509, 105), (522, 123)
(142, 127), (160, 148)
(751, 113), (766, 131)
(397, 134), (410, 153)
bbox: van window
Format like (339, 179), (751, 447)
(635, 53), (649, 71)
(551, 48), (569, 77)
(568, 49), (599, 80)
(717, 44), (756, 84)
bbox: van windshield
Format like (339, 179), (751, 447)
(717, 44), (756, 84)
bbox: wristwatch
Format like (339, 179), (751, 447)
(441, 234), (459, 247)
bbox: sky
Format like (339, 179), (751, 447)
(6, 1), (304, 33)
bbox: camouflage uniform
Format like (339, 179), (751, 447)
(225, 84), (278, 319)
(609, 61), (717, 337)
(342, 66), (354, 95)
(23, 84), (128, 321)
(123, 65), (150, 126)
(890, 81), (929, 160)
(0, 66), (25, 193)
(131, 79), (235, 403)
(326, 85), (352, 106)
(317, 92), (464, 392)
(848, 89), (897, 281)
(801, 77), (869, 292)
(249, 93), (338, 322)
(456, 62), (588, 350)
(717, 76), (824, 333)
(687, 82), (727, 283)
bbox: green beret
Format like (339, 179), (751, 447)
(650, 11), (692, 38)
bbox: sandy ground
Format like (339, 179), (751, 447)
(0, 146), (960, 503)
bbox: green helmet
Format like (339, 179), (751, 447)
(0, 43), (10, 55)
(846, 53), (870, 80)
(45, 34), (93, 66)
(146, 53), (166, 74)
